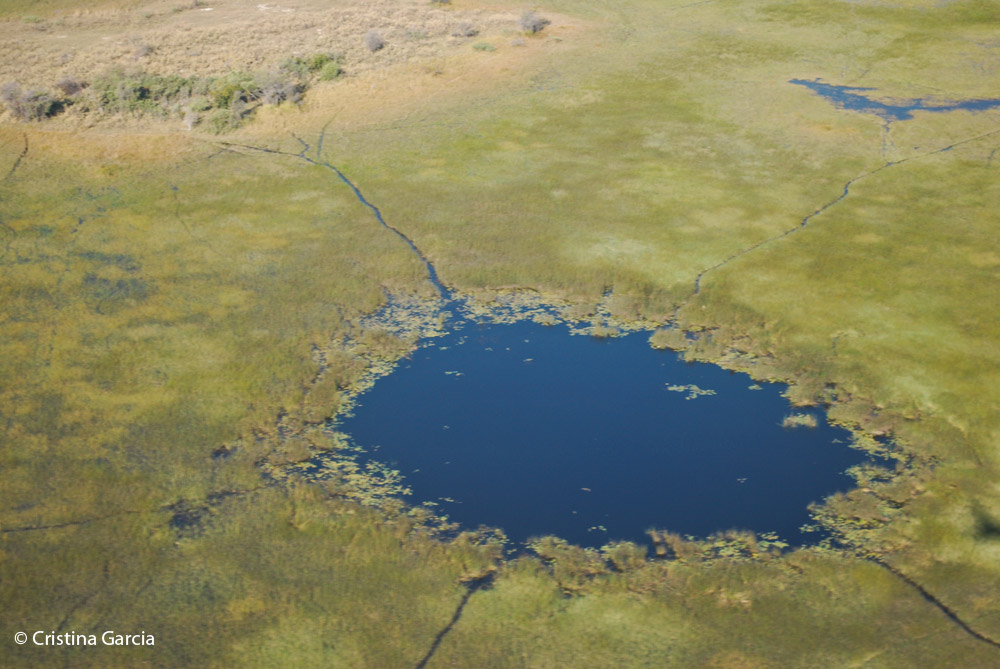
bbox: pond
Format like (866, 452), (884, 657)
(791, 78), (1000, 121)
(336, 318), (875, 548)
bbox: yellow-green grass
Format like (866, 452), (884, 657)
(0, 0), (140, 20)
(0, 136), (429, 519)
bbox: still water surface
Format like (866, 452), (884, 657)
(340, 319), (871, 547)
(791, 78), (1000, 121)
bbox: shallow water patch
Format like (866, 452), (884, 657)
(791, 78), (1000, 121)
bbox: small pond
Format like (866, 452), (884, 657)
(791, 78), (1000, 121)
(337, 319), (875, 548)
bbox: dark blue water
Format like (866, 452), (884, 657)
(791, 78), (1000, 121)
(339, 320), (871, 548)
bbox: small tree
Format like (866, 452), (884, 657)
(364, 30), (385, 52)
(519, 10), (549, 34)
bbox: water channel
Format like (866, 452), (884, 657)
(791, 78), (1000, 121)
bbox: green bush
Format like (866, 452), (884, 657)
(207, 107), (241, 135)
(188, 96), (213, 113)
(307, 53), (337, 71)
(86, 70), (198, 116)
(318, 61), (343, 81)
(209, 71), (261, 109)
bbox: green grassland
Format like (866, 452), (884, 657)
(3, 0), (1000, 666)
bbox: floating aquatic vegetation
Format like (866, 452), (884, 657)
(457, 290), (564, 324)
(318, 294), (450, 422)
(665, 383), (717, 400)
(455, 288), (650, 337)
(588, 324), (622, 338)
(782, 413), (818, 429)
(297, 442), (413, 507)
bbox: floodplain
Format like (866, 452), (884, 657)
(2, 0), (1000, 666)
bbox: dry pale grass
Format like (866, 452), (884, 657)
(249, 17), (589, 141)
(0, 0), (587, 147)
(0, 0), (547, 96)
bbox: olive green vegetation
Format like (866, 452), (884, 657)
(3, 0), (1000, 667)
(2, 54), (343, 131)
(0, 0), (147, 21)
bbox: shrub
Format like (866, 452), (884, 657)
(307, 53), (337, 71)
(451, 22), (478, 37)
(0, 82), (59, 121)
(54, 77), (84, 97)
(318, 61), (343, 81)
(9, 51), (339, 132)
(472, 42), (495, 52)
(23, 91), (58, 120)
(280, 53), (341, 82)
(365, 30), (385, 52)
(187, 96), (212, 113)
(259, 73), (300, 105)
(207, 107), (240, 134)
(279, 56), (310, 80)
(85, 70), (198, 116)
(519, 10), (550, 34)
(210, 71), (261, 109)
